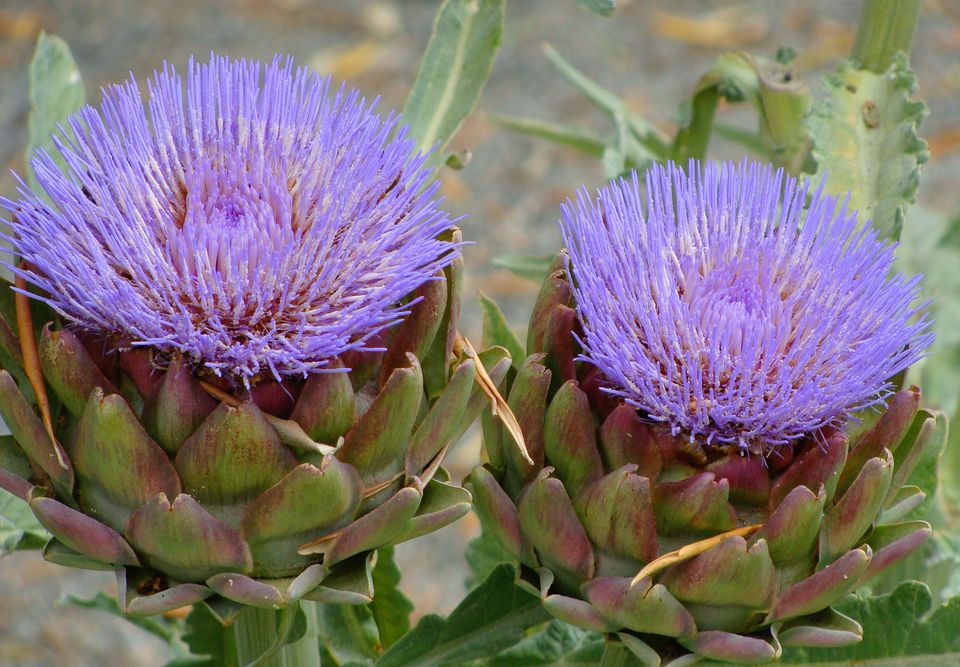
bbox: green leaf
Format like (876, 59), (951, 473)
(402, 0), (505, 156)
(376, 564), (551, 667)
(464, 528), (515, 591)
(865, 532), (960, 607)
(543, 44), (669, 160)
(26, 33), (86, 193)
(166, 603), (238, 667)
(370, 546), (414, 650)
(778, 582), (960, 665)
(0, 487), (49, 553)
(468, 620), (604, 665)
(575, 0), (615, 17)
(491, 254), (554, 283)
(808, 54), (928, 241)
(479, 292), (525, 373)
(494, 115), (606, 158)
(317, 603), (380, 666)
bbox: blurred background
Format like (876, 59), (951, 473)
(0, 0), (957, 664)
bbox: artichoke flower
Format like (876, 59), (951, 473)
(0, 55), (504, 618)
(469, 161), (937, 664)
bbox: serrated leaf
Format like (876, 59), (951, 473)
(376, 564), (551, 667)
(809, 54), (928, 241)
(468, 620), (604, 666)
(866, 532), (960, 607)
(464, 528), (515, 591)
(317, 603), (380, 666)
(490, 254), (554, 283)
(778, 582), (960, 665)
(0, 487), (49, 553)
(575, 0), (615, 17)
(26, 33), (86, 193)
(402, 0), (505, 156)
(370, 546), (413, 650)
(479, 293), (525, 373)
(166, 603), (238, 667)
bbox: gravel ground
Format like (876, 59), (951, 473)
(0, 1), (957, 664)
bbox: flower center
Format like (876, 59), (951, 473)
(684, 254), (787, 355)
(171, 150), (295, 265)
(673, 239), (799, 430)
(160, 150), (303, 347)
(217, 196), (246, 226)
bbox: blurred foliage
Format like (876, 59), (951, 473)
(25, 32), (85, 197)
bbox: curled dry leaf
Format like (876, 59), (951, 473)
(456, 334), (532, 465)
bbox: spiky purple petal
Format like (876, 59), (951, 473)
(560, 160), (932, 451)
(3, 55), (459, 383)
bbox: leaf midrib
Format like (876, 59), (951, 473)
(417, 2), (478, 151)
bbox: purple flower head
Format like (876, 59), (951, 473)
(3, 55), (459, 384)
(560, 160), (933, 453)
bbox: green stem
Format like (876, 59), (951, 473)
(851, 0), (920, 72)
(672, 89), (719, 163)
(600, 638), (635, 667)
(233, 602), (321, 667)
(281, 601), (322, 667)
(235, 606), (283, 667)
(755, 59), (813, 175)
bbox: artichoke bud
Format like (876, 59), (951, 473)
(472, 161), (938, 664)
(0, 55), (488, 617)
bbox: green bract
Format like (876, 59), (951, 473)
(469, 255), (939, 665)
(0, 236), (506, 619)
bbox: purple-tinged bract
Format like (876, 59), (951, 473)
(4, 55), (458, 383)
(560, 160), (932, 452)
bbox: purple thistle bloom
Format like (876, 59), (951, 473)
(560, 160), (933, 452)
(3, 55), (459, 384)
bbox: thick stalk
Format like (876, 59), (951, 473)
(756, 59), (813, 175)
(851, 0), (920, 72)
(281, 602), (322, 667)
(234, 602), (322, 667)
(235, 606), (284, 667)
